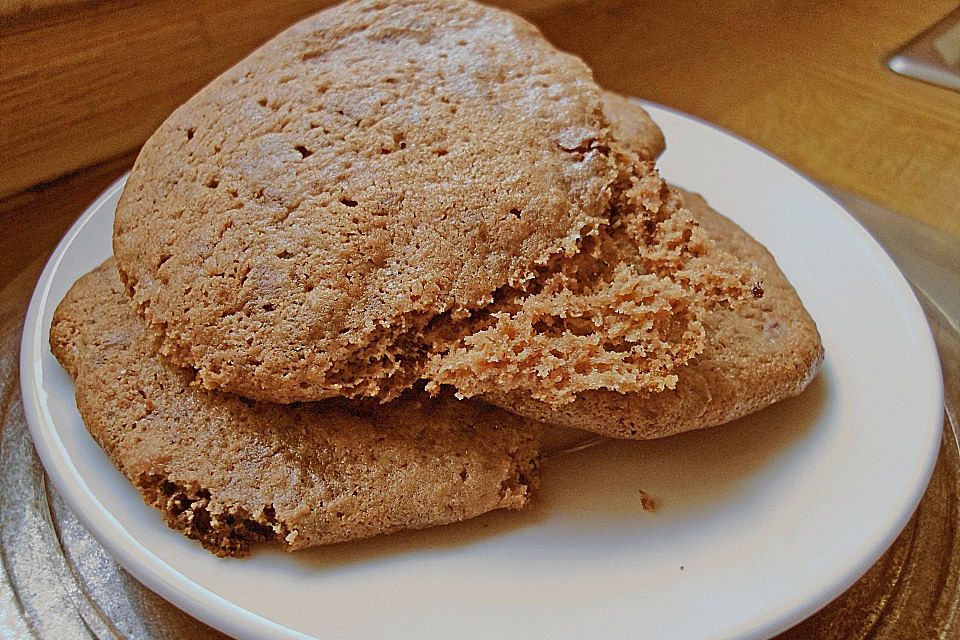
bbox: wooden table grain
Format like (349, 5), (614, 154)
(534, 0), (960, 237)
(2, 0), (959, 237)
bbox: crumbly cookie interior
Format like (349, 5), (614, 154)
(425, 159), (759, 407)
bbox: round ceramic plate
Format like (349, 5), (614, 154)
(20, 104), (943, 640)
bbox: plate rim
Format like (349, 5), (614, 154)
(19, 104), (944, 640)
(639, 100), (944, 638)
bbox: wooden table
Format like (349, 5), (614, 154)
(3, 0), (960, 242)
(2, 0), (959, 290)
(1, 1), (958, 638)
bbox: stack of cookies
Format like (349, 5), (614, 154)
(49, 0), (823, 557)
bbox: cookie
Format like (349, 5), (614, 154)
(600, 91), (665, 161)
(482, 189), (824, 439)
(50, 260), (541, 557)
(114, 0), (751, 405)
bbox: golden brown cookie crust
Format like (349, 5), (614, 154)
(115, 0), (629, 402)
(50, 260), (541, 557)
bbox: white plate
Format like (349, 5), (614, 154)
(20, 104), (943, 640)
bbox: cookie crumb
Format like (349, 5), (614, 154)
(639, 489), (657, 512)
